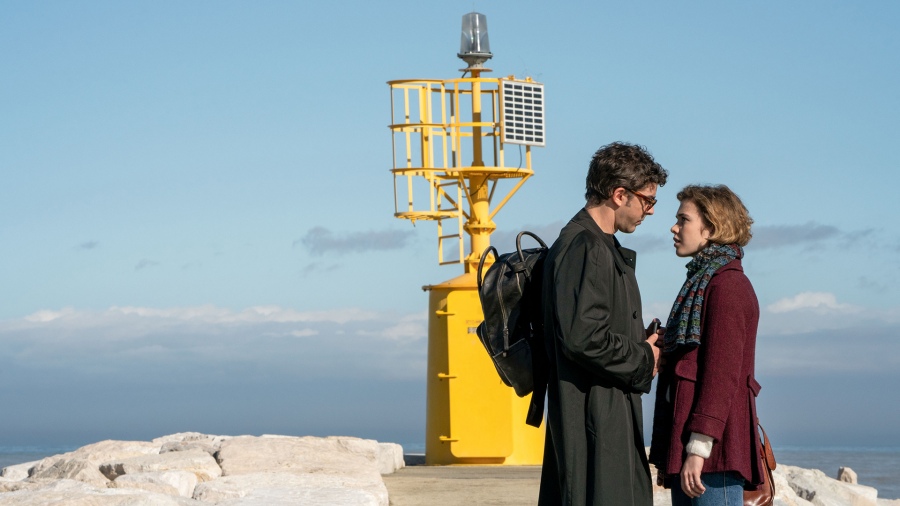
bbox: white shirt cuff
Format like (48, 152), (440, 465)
(685, 432), (714, 458)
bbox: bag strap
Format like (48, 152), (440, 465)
(476, 246), (498, 292)
(516, 231), (547, 260)
(758, 422), (777, 470)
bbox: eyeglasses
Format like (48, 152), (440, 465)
(626, 189), (657, 211)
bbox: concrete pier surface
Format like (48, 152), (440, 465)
(382, 457), (542, 506)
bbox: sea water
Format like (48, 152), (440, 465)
(2, 444), (898, 500)
(0, 445), (79, 471)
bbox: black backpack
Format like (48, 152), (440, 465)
(475, 231), (549, 428)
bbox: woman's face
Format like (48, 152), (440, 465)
(671, 199), (712, 257)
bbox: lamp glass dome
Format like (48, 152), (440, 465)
(459, 12), (491, 56)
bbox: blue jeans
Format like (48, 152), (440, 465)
(671, 472), (744, 506)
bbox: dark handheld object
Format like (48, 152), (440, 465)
(648, 318), (660, 336)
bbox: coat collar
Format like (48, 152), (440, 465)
(717, 258), (744, 274)
(571, 208), (637, 272)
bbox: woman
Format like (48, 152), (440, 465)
(649, 184), (766, 505)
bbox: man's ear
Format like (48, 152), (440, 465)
(611, 187), (629, 207)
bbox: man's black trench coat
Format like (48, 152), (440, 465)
(538, 209), (655, 506)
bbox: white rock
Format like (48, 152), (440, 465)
(35, 439), (160, 466)
(652, 489), (672, 506)
(216, 435), (380, 478)
(780, 464), (878, 506)
(0, 476), (31, 493)
(838, 466), (858, 484)
(99, 448), (222, 482)
(213, 435), (387, 504)
(193, 472), (385, 506)
(376, 442), (405, 475)
(0, 460), (38, 481)
(773, 467), (815, 506)
(152, 432), (230, 446)
(110, 470), (199, 497)
(27, 456), (110, 486)
(0, 478), (198, 505)
(28, 439), (160, 486)
(155, 432), (232, 457)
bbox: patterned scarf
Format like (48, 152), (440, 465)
(663, 243), (743, 352)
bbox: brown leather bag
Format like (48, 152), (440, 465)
(744, 423), (776, 506)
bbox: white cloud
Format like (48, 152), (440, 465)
(24, 307), (76, 323)
(766, 291), (860, 314)
(356, 313), (427, 342)
(18, 305), (380, 329)
(0, 304), (426, 380)
(298, 227), (416, 256)
(756, 322), (900, 376)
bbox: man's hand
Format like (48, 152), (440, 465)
(645, 332), (661, 376)
(680, 454), (706, 498)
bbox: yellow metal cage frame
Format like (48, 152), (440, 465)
(388, 76), (537, 267)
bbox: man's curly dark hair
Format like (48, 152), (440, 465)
(585, 142), (668, 206)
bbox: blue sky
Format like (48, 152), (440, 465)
(1, 1), (898, 449)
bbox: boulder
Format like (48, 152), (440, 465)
(27, 456), (110, 487)
(99, 448), (221, 482)
(0, 476), (32, 493)
(213, 435), (387, 504)
(0, 478), (198, 505)
(155, 432), (231, 458)
(216, 435), (380, 478)
(110, 470), (199, 497)
(152, 432), (230, 446)
(28, 439), (160, 486)
(0, 460), (38, 481)
(780, 464), (878, 506)
(838, 467), (858, 484)
(376, 442), (405, 475)
(193, 472), (386, 505)
(772, 468), (815, 506)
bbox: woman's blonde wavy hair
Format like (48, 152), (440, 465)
(678, 184), (753, 247)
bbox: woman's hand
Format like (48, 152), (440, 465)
(680, 454), (706, 497)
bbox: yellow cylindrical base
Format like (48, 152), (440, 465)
(423, 272), (544, 465)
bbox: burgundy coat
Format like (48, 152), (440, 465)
(649, 259), (766, 488)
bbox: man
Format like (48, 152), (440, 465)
(538, 142), (668, 506)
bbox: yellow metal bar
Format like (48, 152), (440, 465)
(424, 85), (433, 169)
(457, 183), (464, 264)
(488, 173), (532, 222)
(403, 88), (413, 168)
(406, 174), (414, 213)
(437, 215), (443, 264)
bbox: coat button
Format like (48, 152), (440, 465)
(633, 311), (638, 319)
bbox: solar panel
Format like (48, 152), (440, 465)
(500, 79), (545, 147)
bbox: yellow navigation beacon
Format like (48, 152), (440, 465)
(387, 12), (547, 465)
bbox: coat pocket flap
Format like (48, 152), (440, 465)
(748, 376), (762, 396)
(674, 360), (697, 381)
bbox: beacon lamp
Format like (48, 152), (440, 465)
(457, 12), (492, 71)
